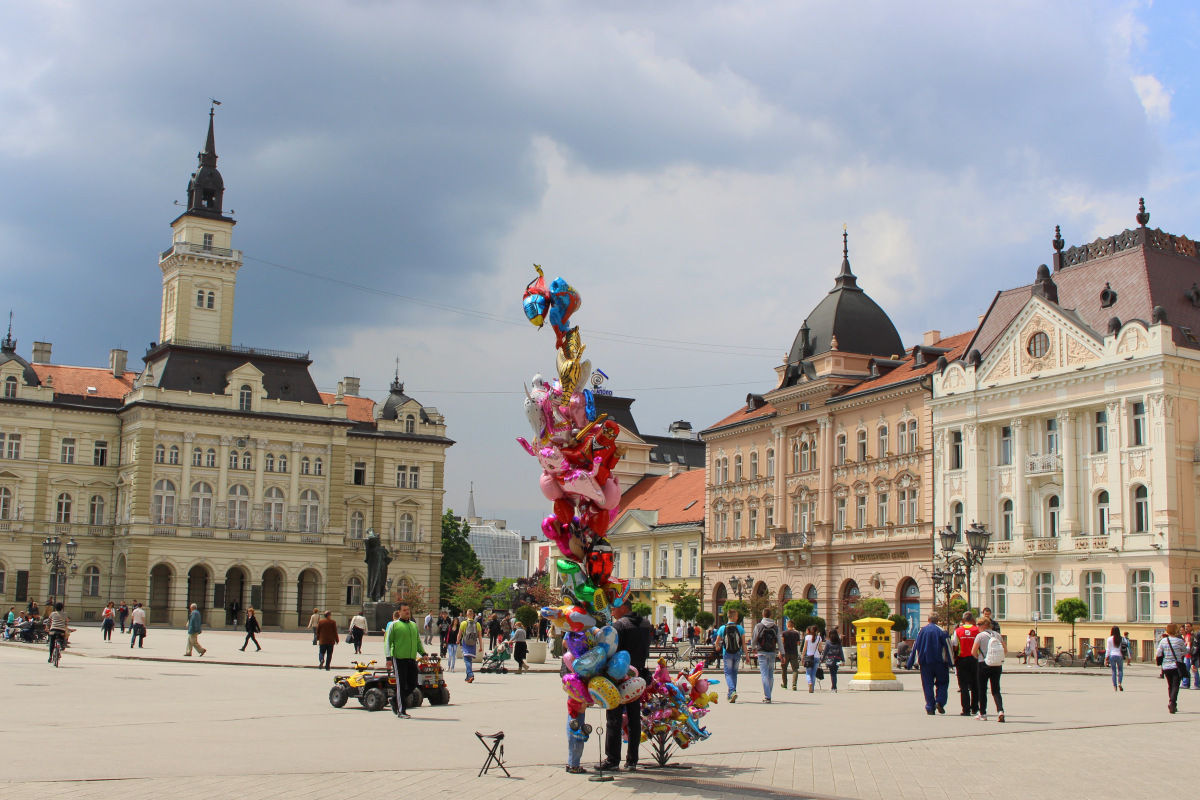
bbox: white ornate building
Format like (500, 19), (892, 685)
(931, 202), (1200, 658)
(0, 112), (452, 629)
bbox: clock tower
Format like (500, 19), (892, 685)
(158, 108), (241, 346)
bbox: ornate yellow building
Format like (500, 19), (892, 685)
(0, 112), (451, 629)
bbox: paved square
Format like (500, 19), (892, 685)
(0, 628), (1192, 799)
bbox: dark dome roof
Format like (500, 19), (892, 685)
(380, 378), (429, 423)
(785, 238), (903, 385)
(0, 333), (40, 387)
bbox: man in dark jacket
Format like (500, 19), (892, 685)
(906, 613), (951, 715)
(598, 605), (652, 772)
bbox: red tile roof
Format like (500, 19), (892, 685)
(835, 330), (974, 399)
(619, 469), (706, 526)
(705, 399), (777, 432)
(32, 365), (136, 399)
(319, 392), (376, 423)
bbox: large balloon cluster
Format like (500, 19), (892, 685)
(638, 660), (717, 749)
(517, 266), (640, 714)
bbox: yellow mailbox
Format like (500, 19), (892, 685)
(852, 617), (897, 683)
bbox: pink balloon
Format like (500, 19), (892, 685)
(539, 472), (565, 501)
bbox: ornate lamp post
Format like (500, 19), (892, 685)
(727, 573), (753, 601)
(938, 522), (991, 612)
(42, 536), (78, 602)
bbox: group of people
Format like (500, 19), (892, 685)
(907, 608), (1007, 720)
(435, 609), (531, 679)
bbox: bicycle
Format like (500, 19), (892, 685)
(50, 633), (64, 667)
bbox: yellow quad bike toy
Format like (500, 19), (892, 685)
(329, 660), (394, 712)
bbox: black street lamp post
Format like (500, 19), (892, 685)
(42, 536), (78, 602)
(726, 573), (754, 602)
(937, 522), (991, 612)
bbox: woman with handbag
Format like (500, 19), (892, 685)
(823, 629), (846, 692)
(802, 626), (824, 693)
(1157, 623), (1187, 713)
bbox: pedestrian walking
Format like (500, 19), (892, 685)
(129, 602), (146, 648)
(437, 611), (451, 656)
(1023, 629), (1038, 666)
(972, 617), (1005, 722)
(101, 602), (115, 642)
(906, 613), (951, 715)
(423, 611), (434, 645)
(824, 629), (846, 692)
(384, 603), (425, 719)
(716, 609), (744, 703)
(349, 611), (367, 655)
(445, 615), (460, 672)
(487, 614), (501, 651)
(117, 602), (129, 634)
(183, 603), (206, 657)
(460, 609), (483, 683)
(513, 622), (529, 672)
(1190, 628), (1200, 690)
(1157, 623), (1187, 714)
(1184, 624), (1194, 689)
(316, 611), (339, 670)
(752, 609), (779, 703)
(951, 612), (981, 716)
(802, 625), (824, 692)
(780, 619), (801, 691)
(596, 603), (652, 772)
(240, 607), (262, 651)
(1104, 625), (1124, 691)
(307, 608), (321, 645)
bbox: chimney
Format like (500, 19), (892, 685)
(922, 330), (941, 347)
(668, 420), (694, 439)
(668, 462), (680, 477)
(343, 376), (361, 396)
(32, 341), (51, 363)
(109, 348), (128, 377)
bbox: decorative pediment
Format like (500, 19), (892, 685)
(978, 298), (1103, 383)
(941, 365), (968, 391)
(1117, 324), (1149, 354)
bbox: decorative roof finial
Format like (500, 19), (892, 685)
(1136, 197), (1150, 227)
(843, 224), (849, 260)
(1, 310), (13, 352)
(391, 356), (404, 393)
(1052, 225), (1064, 252)
(834, 225), (859, 290)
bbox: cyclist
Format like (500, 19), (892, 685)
(47, 602), (71, 663)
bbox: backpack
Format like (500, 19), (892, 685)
(723, 624), (742, 654)
(758, 625), (778, 652)
(463, 621), (479, 647)
(984, 632), (1006, 666)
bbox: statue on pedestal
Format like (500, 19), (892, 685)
(364, 529), (393, 602)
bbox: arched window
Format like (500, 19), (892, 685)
(766, 449), (775, 478)
(82, 565), (101, 597)
(192, 447), (203, 467)
(987, 574), (1007, 620)
(346, 576), (363, 606)
(856, 429), (867, 461)
(1083, 570), (1104, 620)
(398, 512), (415, 542)
(349, 510), (365, 539)
(55, 493), (72, 524)
(792, 442), (800, 473)
(1001, 499), (1014, 540)
(196, 290), (205, 307)
(805, 584), (819, 617)
(1047, 495), (1061, 537)
(191, 482), (213, 527)
(800, 441), (810, 472)
(3, 375), (17, 398)
(951, 502), (964, 538)
(205, 449), (216, 468)
(168, 445), (179, 465)
(734, 455), (743, 481)
(749, 451), (759, 479)
(89, 494), (106, 526)
(1096, 490), (1110, 534)
(299, 489), (320, 533)
(314, 457), (323, 476)
(405, 414), (416, 434)
(227, 484), (250, 530)
(878, 425), (889, 457)
(300, 457), (310, 476)
(238, 384), (252, 412)
(265, 453), (275, 472)
(836, 434), (847, 465)
(206, 291), (215, 309)
(278, 454), (288, 473)
(152, 480), (176, 524)
(0, 487), (11, 520)
(1133, 485), (1149, 532)
(154, 444), (165, 464)
(229, 450), (240, 470)
(241, 451), (252, 470)
(265, 487), (285, 531)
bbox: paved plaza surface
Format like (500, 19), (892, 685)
(0, 628), (1193, 799)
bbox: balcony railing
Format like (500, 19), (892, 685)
(631, 578), (652, 590)
(774, 532), (808, 550)
(160, 241), (240, 260)
(1026, 454), (1062, 475)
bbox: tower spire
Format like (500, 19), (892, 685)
(467, 482), (476, 519)
(833, 224), (859, 290)
(1, 311), (13, 352)
(184, 104), (226, 216)
(201, 105), (218, 167)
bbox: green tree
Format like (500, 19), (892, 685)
(1055, 597), (1090, 650)
(783, 598), (815, 622)
(947, 598), (979, 626)
(722, 599), (749, 620)
(631, 602), (653, 617)
(888, 613), (910, 638)
(514, 604), (539, 631)
(849, 597), (890, 621)
(694, 610), (714, 632)
(748, 593), (774, 623)
(446, 574), (490, 616)
(667, 584), (700, 623)
(439, 510), (483, 604)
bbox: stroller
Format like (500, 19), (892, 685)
(478, 642), (512, 674)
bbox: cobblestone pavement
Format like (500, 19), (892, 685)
(1, 630), (1192, 799)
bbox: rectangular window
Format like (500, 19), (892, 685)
(1035, 572), (1054, 620)
(629, 550), (636, 578)
(1132, 569), (1153, 622)
(748, 508), (758, 539)
(877, 492), (888, 527)
(792, 502), (800, 533)
(1045, 418), (1058, 455)
(674, 548), (682, 577)
(1132, 401), (1146, 446)
(612, 550), (620, 578)
(733, 511), (742, 539)
(836, 498), (846, 530)
(353, 462), (366, 486)
(61, 438), (75, 464)
(396, 466), (407, 488)
(658, 549), (668, 578)
(49, 571), (67, 596)
(689, 547), (698, 577)
(642, 549), (650, 579)
(409, 467), (419, 489)
(1083, 571), (1104, 621)
(765, 506), (773, 530)
(908, 422), (918, 453)
(202, 232), (214, 250)
(93, 441), (108, 467)
(999, 426), (1012, 466)
(1094, 411), (1108, 453)
(855, 496), (867, 528)
(950, 430), (963, 470)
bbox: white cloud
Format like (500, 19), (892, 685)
(1132, 73), (1172, 123)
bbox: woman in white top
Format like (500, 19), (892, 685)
(1104, 625), (1125, 692)
(803, 626), (824, 693)
(1023, 630), (1038, 666)
(1156, 623), (1187, 714)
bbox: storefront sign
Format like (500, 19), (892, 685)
(717, 560), (759, 568)
(851, 551), (911, 563)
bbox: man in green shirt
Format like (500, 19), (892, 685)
(384, 604), (425, 718)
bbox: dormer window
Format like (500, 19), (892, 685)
(238, 384), (253, 412)
(3, 375), (16, 398)
(405, 414), (415, 434)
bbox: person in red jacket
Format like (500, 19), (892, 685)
(951, 612), (981, 716)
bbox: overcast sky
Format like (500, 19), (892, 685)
(3, 1), (1197, 540)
